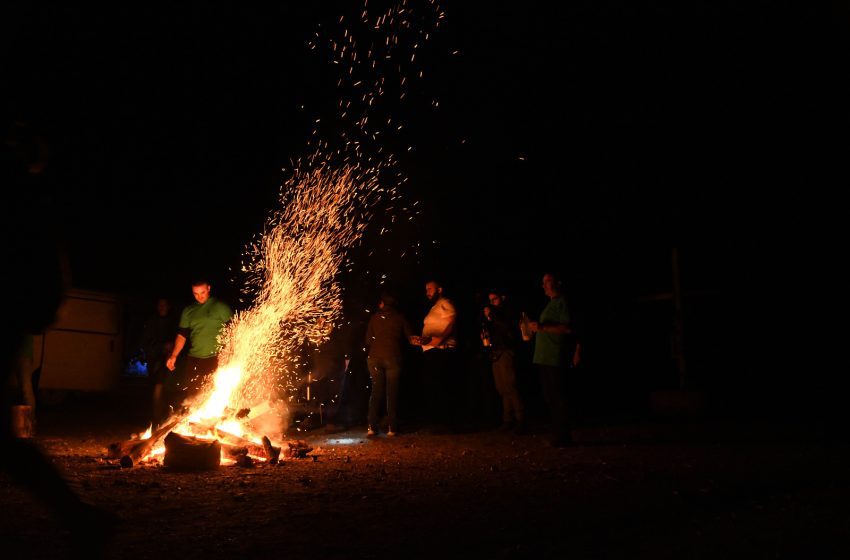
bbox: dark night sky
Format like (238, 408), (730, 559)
(5, 2), (846, 394)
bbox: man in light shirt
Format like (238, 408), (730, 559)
(416, 279), (459, 432)
(421, 280), (457, 351)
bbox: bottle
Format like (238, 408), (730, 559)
(480, 321), (491, 347)
(519, 312), (531, 341)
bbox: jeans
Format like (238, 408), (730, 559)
(367, 356), (402, 430)
(492, 350), (524, 424)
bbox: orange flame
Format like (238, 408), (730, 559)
(130, 0), (443, 464)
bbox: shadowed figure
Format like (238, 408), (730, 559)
(364, 292), (414, 436)
(308, 317), (359, 433)
(2, 114), (118, 557)
(483, 289), (527, 434)
(141, 297), (178, 426)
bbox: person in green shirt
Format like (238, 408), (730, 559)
(528, 272), (581, 447)
(166, 280), (233, 397)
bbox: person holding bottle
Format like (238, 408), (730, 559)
(483, 289), (526, 434)
(480, 319), (491, 349)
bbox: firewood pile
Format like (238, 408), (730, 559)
(106, 408), (313, 469)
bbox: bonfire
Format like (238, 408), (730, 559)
(105, 0), (443, 468)
(107, 165), (380, 469)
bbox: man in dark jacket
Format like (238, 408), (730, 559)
(483, 289), (526, 434)
(364, 292), (414, 437)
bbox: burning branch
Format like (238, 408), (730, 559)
(107, 415), (183, 468)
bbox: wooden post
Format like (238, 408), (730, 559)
(671, 247), (687, 390)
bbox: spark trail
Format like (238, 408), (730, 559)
(139, 1), (448, 458)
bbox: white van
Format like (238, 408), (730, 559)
(35, 288), (124, 392)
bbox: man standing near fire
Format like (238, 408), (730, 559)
(416, 279), (460, 432)
(527, 272), (580, 447)
(166, 279), (233, 398)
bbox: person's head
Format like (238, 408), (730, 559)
(542, 273), (562, 299)
(487, 291), (504, 308)
(425, 280), (443, 304)
(379, 292), (398, 310)
(156, 297), (170, 317)
(191, 280), (211, 304)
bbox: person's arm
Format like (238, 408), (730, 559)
(402, 315), (415, 339)
(223, 300), (234, 319)
(166, 334), (187, 371)
(220, 303), (235, 325)
(529, 322), (572, 335)
(489, 306), (509, 331)
(530, 298), (572, 335)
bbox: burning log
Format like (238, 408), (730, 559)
(262, 436), (280, 464)
(218, 434), (313, 461)
(218, 442), (259, 467)
(108, 416), (183, 468)
(207, 427), (312, 461)
(281, 439), (313, 459)
(163, 432), (221, 470)
(213, 428), (281, 463)
(221, 442), (249, 460)
(106, 439), (137, 460)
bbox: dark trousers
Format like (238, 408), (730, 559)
(421, 348), (460, 429)
(148, 358), (168, 425)
(538, 364), (572, 441)
(367, 356), (402, 430)
(492, 350), (524, 423)
(183, 355), (219, 400)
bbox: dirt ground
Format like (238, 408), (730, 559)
(2, 392), (850, 560)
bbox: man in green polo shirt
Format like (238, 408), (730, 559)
(166, 280), (233, 396)
(528, 272), (581, 447)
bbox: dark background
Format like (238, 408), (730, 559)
(4, 2), (845, 418)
